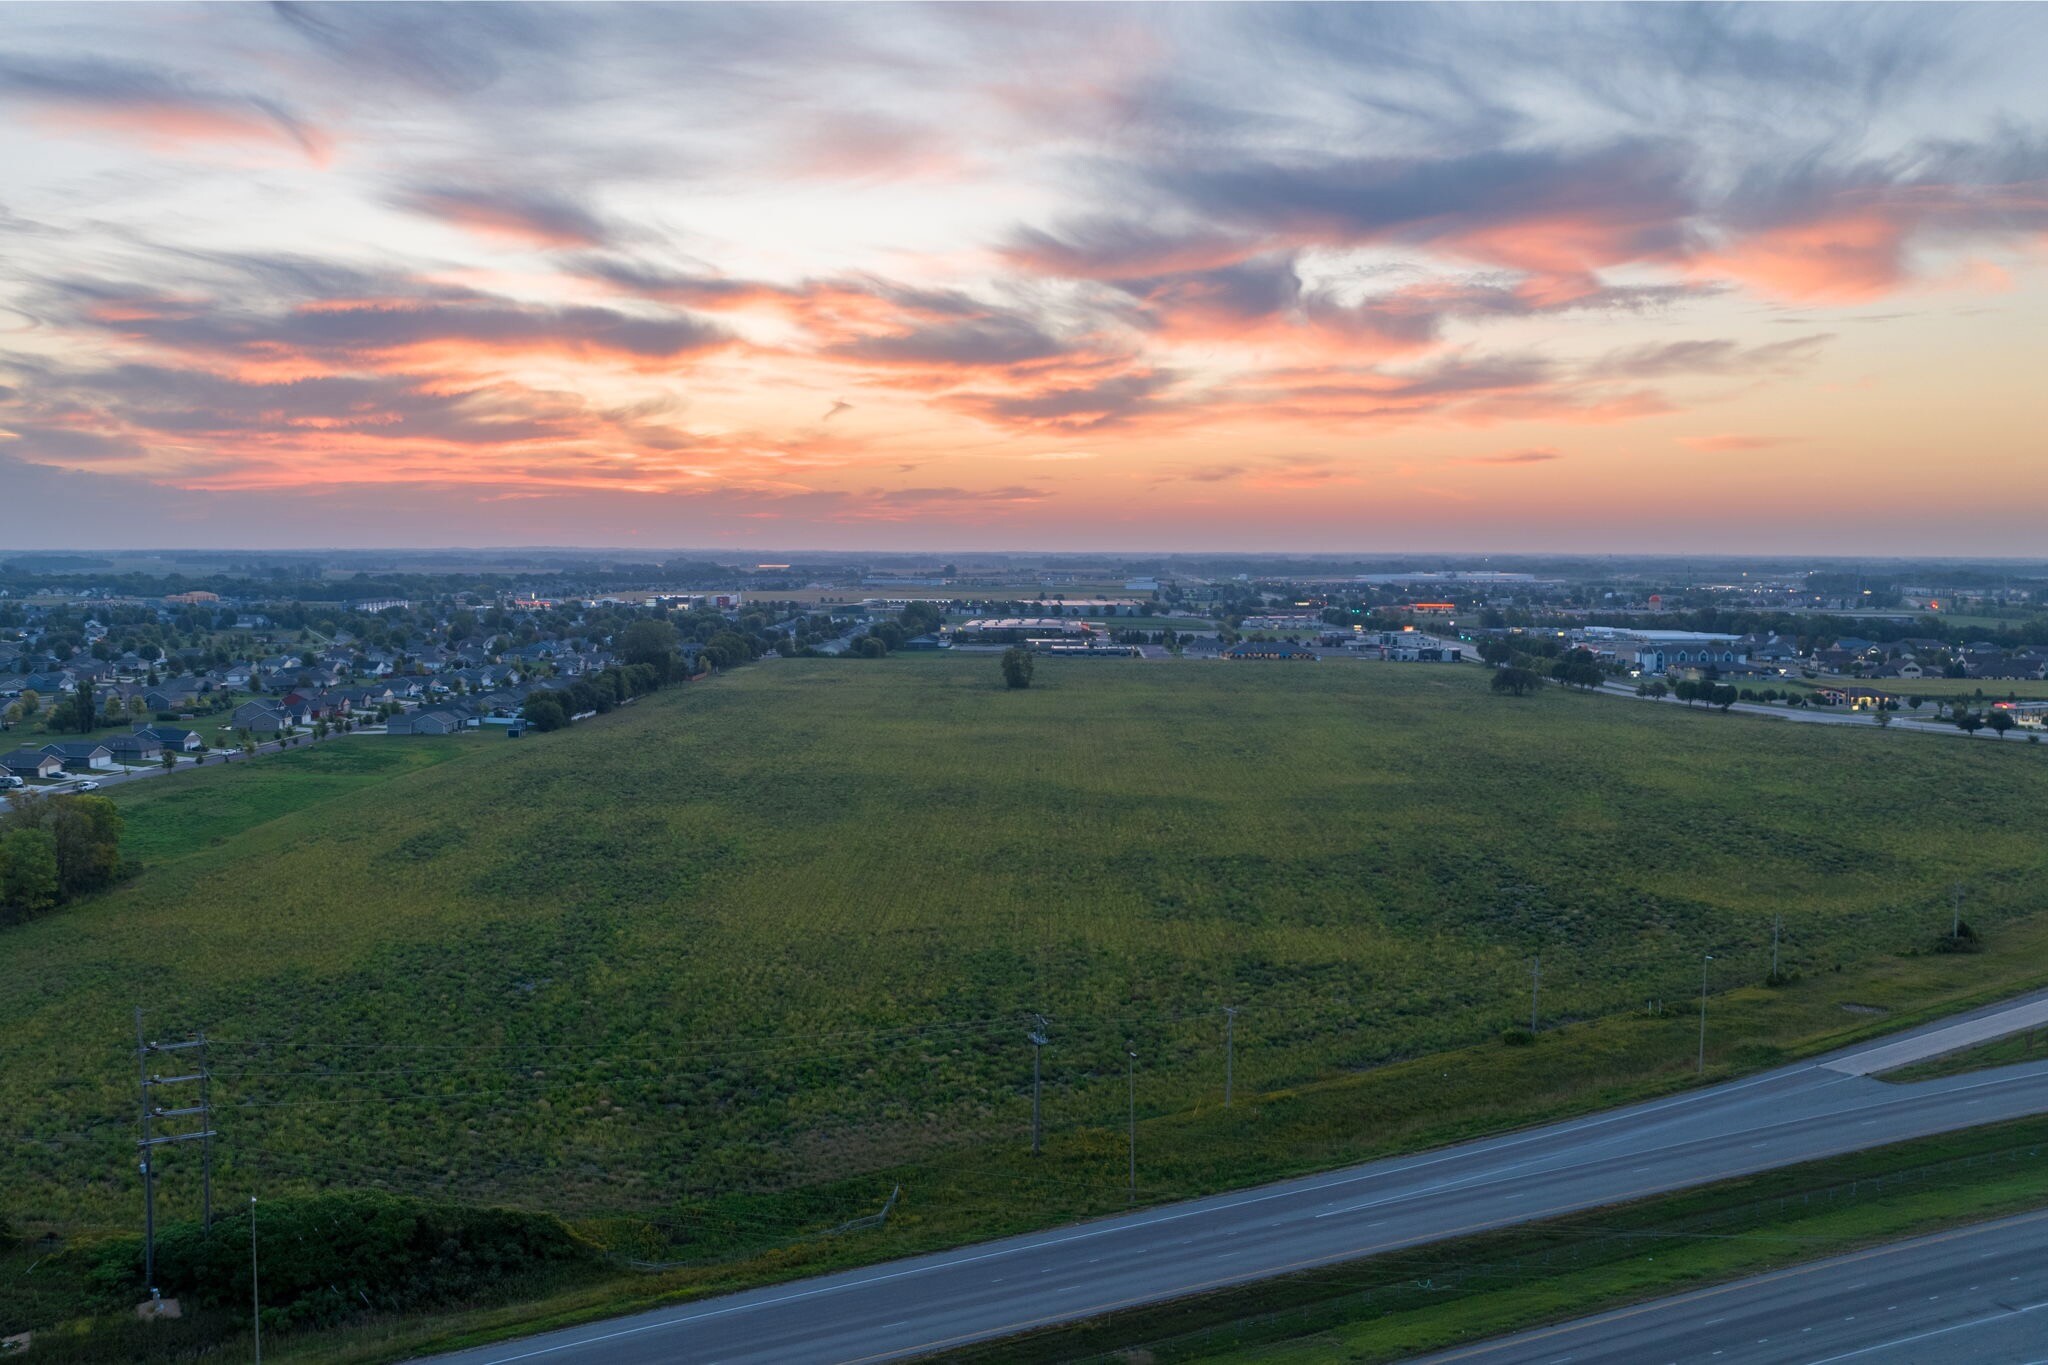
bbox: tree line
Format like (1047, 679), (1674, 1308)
(0, 791), (125, 926)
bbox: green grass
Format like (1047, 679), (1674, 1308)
(7, 657), (2048, 1348)
(939, 1116), (2048, 1365)
(1881, 1027), (2048, 1083)
(104, 736), (468, 867)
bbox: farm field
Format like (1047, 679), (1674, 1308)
(7, 655), (2048, 1295)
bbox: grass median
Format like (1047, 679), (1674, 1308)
(932, 1114), (2048, 1364)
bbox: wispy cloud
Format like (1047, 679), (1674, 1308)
(1454, 447), (1563, 465)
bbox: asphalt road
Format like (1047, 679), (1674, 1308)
(1414, 1207), (2048, 1364)
(1, 726), (370, 802)
(419, 990), (2048, 1365)
(1590, 678), (2048, 746)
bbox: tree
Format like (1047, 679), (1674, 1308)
(0, 827), (60, 924)
(618, 619), (681, 680)
(1955, 710), (1985, 735)
(17, 689), (38, 719)
(4, 793), (123, 900)
(1001, 646), (1035, 689)
(1710, 684), (1739, 711)
(49, 688), (98, 734)
(1874, 708), (1892, 727)
(521, 693), (568, 732)
(1477, 638), (1514, 666)
(1490, 666), (1541, 697)
(1987, 709), (2016, 739)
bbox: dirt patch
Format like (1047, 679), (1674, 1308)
(1839, 1002), (1891, 1015)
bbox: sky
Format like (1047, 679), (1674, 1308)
(0, 2), (2045, 555)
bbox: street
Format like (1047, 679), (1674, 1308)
(1417, 1206), (2048, 1364)
(417, 990), (2048, 1365)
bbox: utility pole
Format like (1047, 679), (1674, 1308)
(1697, 955), (1715, 1075)
(1529, 954), (1541, 1034)
(134, 1009), (154, 1295)
(1027, 1016), (1049, 1157)
(134, 1011), (216, 1296)
(1223, 1006), (1239, 1108)
(1125, 1041), (1138, 1207)
(250, 1196), (261, 1364)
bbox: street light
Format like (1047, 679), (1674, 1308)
(250, 1195), (261, 1365)
(1027, 1018), (1049, 1157)
(1125, 1041), (1139, 1206)
(1697, 954), (1715, 1075)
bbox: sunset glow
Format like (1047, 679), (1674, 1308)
(1, 2), (2045, 551)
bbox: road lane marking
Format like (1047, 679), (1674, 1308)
(1803, 1298), (2048, 1364)
(1389, 1208), (2048, 1364)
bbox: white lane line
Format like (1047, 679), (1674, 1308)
(454, 1013), (2048, 1364)
(1803, 1299), (2048, 1364)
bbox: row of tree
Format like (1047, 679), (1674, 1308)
(0, 791), (125, 926)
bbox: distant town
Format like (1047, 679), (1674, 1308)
(6, 552), (2048, 792)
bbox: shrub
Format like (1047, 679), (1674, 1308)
(87, 1191), (595, 1330)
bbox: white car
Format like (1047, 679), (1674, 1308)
(215, 747), (240, 756)
(75, 780), (102, 791)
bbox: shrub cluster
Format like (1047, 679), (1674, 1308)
(86, 1191), (595, 1331)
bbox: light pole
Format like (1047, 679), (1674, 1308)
(250, 1196), (261, 1364)
(1125, 1041), (1138, 1206)
(1027, 1017), (1049, 1157)
(1223, 1006), (1239, 1108)
(1697, 954), (1715, 1075)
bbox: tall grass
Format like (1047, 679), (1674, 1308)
(5, 657), (2046, 1268)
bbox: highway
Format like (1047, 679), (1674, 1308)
(1415, 1207), (2048, 1364)
(419, 989), (2048, 1365)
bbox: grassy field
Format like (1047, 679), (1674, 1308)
(107, 737), (469, 866)
(7, 656), (2048, 1341)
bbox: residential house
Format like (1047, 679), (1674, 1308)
(232, 700), (295, 734)
(105, 733), (165, 764)
(39, 741), (115, 771)
(386, 708), (472, 736)
(0, 749), (65, 780)
(137, 725), (203, 751)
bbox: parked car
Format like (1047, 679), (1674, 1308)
(75, 780), (102, 791)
